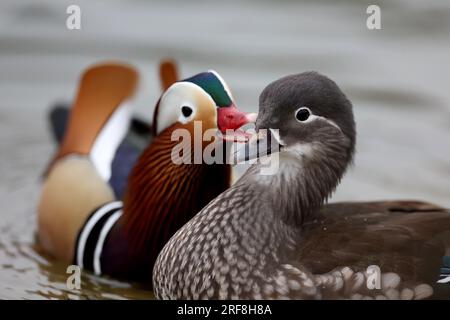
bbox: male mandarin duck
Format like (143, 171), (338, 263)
(153, 72), (450, 299)
(45, 60), (179, 198)
(38, 61), (255, 283)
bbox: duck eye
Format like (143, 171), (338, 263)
(181, 106), (193, 118)
(295, 108), (310, 122)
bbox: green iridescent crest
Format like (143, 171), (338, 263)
(182, 71), (232, 107)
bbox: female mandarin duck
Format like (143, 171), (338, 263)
(153, 72), (450, 299)
(38, 61), (254, 283)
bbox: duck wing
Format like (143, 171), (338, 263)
(298, 200), (450, 299)
(44, 59), (181, 198)
(159, 59), (179, 91)
(46, 103), (151, 198)
(48, 105), (152, 147)
(47, 59), (180, 146)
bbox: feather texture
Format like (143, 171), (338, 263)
(120, 123), (231, 280)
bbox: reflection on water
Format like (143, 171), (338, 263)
(0, 242), (152, 299)
(0, 0), (449, 299)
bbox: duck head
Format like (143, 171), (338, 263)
(237, 71), (355, 169)
(234, 72), (356, 224)
(153, 70), (256, 139)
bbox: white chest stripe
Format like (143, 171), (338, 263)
(93, 209), (123, 275)
(437, 275), (450, 284)
(76, 201), (122, 268)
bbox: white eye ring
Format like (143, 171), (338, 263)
(295, 107), (312, 122)
(294, 106), (342, 132)
(178, 103), (196, 123)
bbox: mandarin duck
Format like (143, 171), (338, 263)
(153, 72), (450, 299)
(45, 60), (180, 198)
(38, 62), (254, 283)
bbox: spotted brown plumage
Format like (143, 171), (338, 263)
(153, 72), (450, 299)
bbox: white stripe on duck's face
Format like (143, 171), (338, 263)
(208, 69), (234, 101)
(252, 72), (356, 165)
(275, 110), (347, 152)
(156, 82), (217, 135)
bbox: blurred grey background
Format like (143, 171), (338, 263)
(0, 0), (449, 299)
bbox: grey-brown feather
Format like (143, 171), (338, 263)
(153, 131), (356, 299)
(153, 72), (450, 300)
(301, 201), (450, 299)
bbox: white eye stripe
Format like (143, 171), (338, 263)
(294, 107), (342, 132)
(315, 116), (342, 132)
(156, 82), (214, 134)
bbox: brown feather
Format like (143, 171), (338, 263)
(122, 122), (231, 274)
(159, 59), (179, 91)
(55, 64), (137, 160)
(298, 200), (450, 298)
(44, 63), (138, 176)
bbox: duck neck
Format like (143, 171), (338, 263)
(240, 140), (351, 228)
(122, 124), (231, 269)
